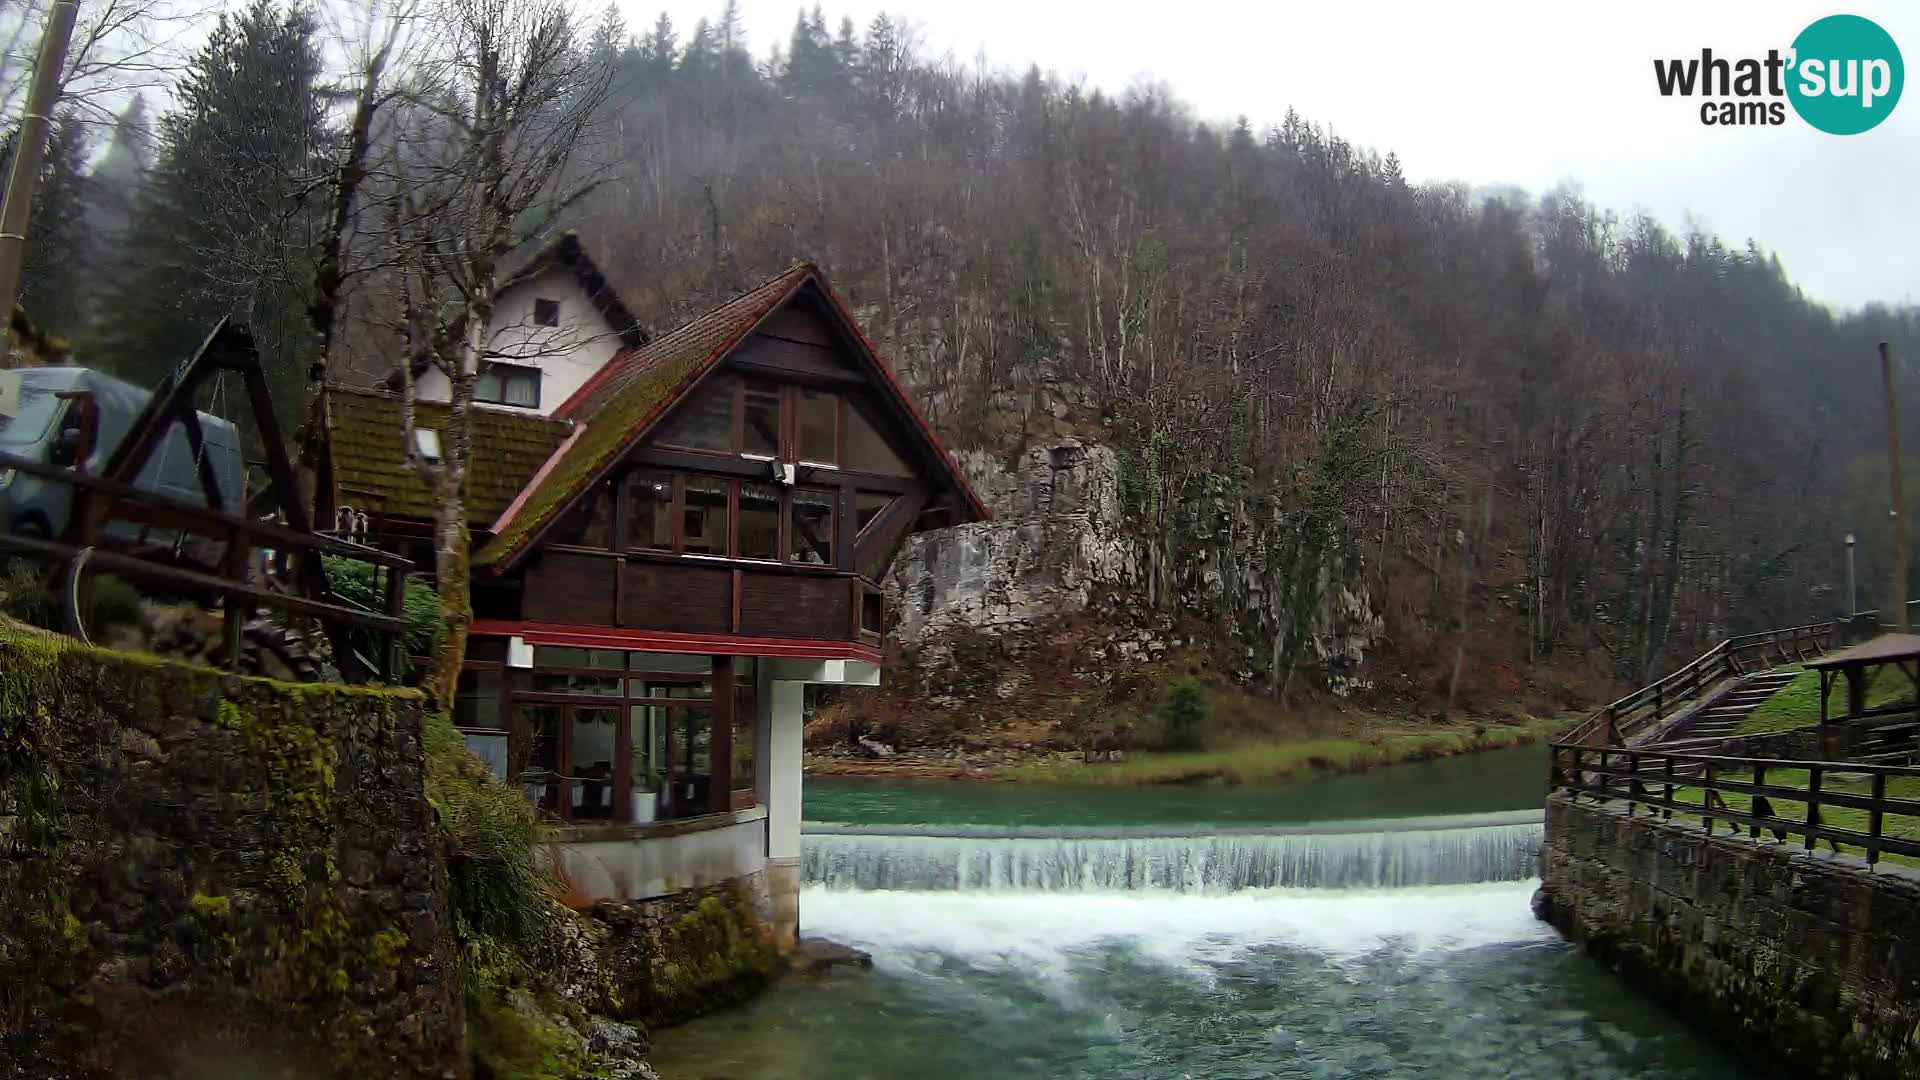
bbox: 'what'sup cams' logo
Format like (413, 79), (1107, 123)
(1654, 13), (1904, 134)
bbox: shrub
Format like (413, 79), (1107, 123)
(424, 712), (549, 956)
(323, 556), (440, 659)
(1157, 678), (1211, 750)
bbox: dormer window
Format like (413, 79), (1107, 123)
(476, 362), (542, 409)
(533, 298), (561, 327)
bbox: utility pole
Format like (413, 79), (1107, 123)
(1883, 341), (1910, 633)
(0, 0), (80, 369)
(1845, 532), (1857, 616)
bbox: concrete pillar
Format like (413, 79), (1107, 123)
(764, 679), (804, 951)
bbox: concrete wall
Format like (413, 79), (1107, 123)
(553, 809), (768, 903)
(0, 619), (461, 1080)
(1540, 794), (1920, 1080)
(414, 267), (624, 416)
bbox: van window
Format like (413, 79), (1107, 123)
(0, 385), (62, 447)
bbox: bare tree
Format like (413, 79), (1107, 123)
(380, 0), (612, 704)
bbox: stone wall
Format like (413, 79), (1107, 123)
(1539, 794), (1920, 1080)
(0, 619), (461, 1080)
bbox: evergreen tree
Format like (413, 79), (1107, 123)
(97, 0), (322, 416)
(639, 12), (678, 81)
(12, 112), (93, 340)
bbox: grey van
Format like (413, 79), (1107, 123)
(0, 366), (245, 544)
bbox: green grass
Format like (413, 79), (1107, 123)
(994, 716), (1567, 786)
(1738, 666), (1915, 734)
(1636, 766), (1920, 867)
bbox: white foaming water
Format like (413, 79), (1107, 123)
(801, 880), (1558, 979)
(803, 815), (1542, 893)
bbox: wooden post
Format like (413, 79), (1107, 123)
(1884, 342), (1910, 633)
(1868, 772), (1886, 867)
(709, 655), (734, 815)
(1703, 761), (1716, 836)
(222, 526), (250, 669)
(382, 563), (407, 680)
(1847, 667), (1867, 719)
(1751, 764), (1766, 839)
(1663, 756), (1675, 820)
(1805, 765), (1823, 852)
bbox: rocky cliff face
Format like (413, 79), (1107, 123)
(881, 436), (1385, 726)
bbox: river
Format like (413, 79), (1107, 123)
(649, 745), (1752, 1079)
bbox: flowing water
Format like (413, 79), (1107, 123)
(650, 749), (1753, 1079)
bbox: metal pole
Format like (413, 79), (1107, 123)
(1846, 532), (1857, 617)
(1884, 341), (1910, 633)
(0, 0), (80, 367)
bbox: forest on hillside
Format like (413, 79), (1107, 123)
(10, 0), (1920, 696)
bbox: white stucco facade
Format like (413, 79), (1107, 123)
(413, 268), (626, 417)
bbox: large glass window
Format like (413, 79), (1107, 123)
(743, 381), (781, 457)
(790, 488), (834, 565)
(731, 658), (757, 793)
(799, 388), (837, 464)
(739, 483), (781, 560)
(625, 470), (675, 550)
(552, 479), (613, 547)
(683, 478), (729, 555)
(655, 375), (736, 452)
(570, 706), (620, 821)
(845, 404), (912, 476)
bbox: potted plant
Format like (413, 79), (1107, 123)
(631, 757), (662, 825)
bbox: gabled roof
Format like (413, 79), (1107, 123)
(473, 262), (990, 570)
(502, 232), (647, 349)
(396, 231), (647, 385)
(323, 385), (572, 523)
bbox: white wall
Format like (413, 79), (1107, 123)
(556, 808), (769, 902)
(413, 267), (626, 417)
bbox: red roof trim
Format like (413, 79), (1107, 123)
(472, 619), (884, 663)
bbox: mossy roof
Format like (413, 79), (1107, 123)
(324, 385), (573, 523)
(474, 264), (816, 567)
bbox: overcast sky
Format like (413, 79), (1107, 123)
(627, 0), (1918, 313)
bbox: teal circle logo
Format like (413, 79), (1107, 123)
(1788, 14), (1904, 134)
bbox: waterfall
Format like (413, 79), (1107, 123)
(801, 810), (1543, 893)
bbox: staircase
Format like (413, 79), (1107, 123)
(1671, 668), (1801, 741)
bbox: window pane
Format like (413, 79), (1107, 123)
(533, 646), (590, 667)
(454, 670), (503, 730)
(589, 649), (626, 670)
(683, 478), (729, 555)
(504, 370), (539, 407)
(739, 483), (780, 560)
(629, 652), (713, 672)
(855, 492), (894, 536)
(552, 478), (613, 547)
(743, 381), (781, 457)
(462, 732), (509, 781)
(655, 376), (735, 452)
(532, 672), (624, 696)
(624, 470), (674, 551)
(631, 704), (665, 789)
(571, 706), (619, 820)
(628, 679), (712, 699)
(790, 488), (834, 565)
(845, 404), (912, 477)
(731, 677), (755, 791)
(475, 369), (502, 402)
(799, 389), (837, 463)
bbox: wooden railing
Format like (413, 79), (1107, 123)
(1549, 742), (1920, 866)
(0, 448), (412, 680)
(1560, 621), (1837, 749)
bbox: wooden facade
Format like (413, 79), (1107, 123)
(326, 261), (985, 828)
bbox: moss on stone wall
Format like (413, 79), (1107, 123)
(0, 615), (460, 1079)
(596, 880), (782, 1031)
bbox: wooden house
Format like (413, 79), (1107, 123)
(317, 247), (987, 947)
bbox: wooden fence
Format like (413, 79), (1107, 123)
(1560, 622), (1839, 750)
(1549, 742), (1920, 866)
(0, 447), (411, 679)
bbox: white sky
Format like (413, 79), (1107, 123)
(627, 0), (1920, 313)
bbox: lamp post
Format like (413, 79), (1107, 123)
(1884, 341), (1911, 633)
(1845, 532), (1857, 616)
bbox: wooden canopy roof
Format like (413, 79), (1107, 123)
(1806, 633), (1920, 671)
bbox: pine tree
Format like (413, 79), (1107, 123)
(97, 0), (322, 412)
(639, 12), (677, 81)
(11, 112), (93, 340)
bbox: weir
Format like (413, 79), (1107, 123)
(801, 810), (1543, 892)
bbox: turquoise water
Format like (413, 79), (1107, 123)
(803, 743), (1549, 828)
(649, 750), (1752, 1079)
